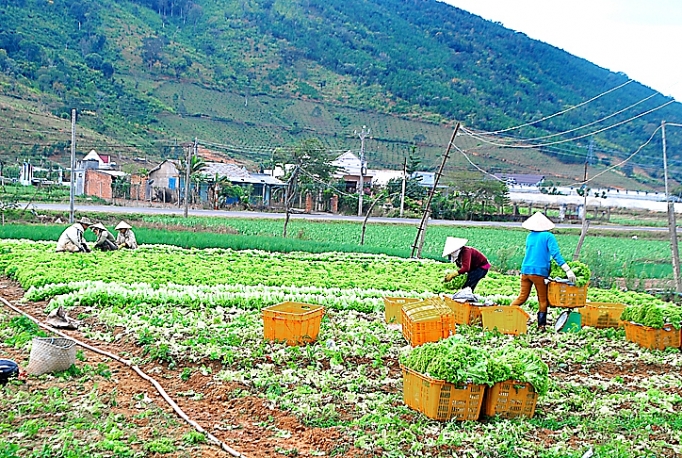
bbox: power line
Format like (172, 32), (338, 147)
(475, 79), (634, 135)
(461, 99), (675, 149)
(516, 92), (660, 141)
(578, 125), (663, 186)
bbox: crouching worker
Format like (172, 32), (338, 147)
(442, 237), (490, 293)
(115, 221), (138, 249)
(56, 217), (92, 253)
(91, 223), (118, 251)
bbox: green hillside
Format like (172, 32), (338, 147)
(0, 0), (680, 189)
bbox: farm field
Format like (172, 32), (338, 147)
(0, 216), (675, 284)
(1, 236), (681, 458)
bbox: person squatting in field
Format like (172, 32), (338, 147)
(91, 223), (118, 251)
(55, 217), (92, 253)
(115, 221), (138, 249)
(442, 237), (490, 292)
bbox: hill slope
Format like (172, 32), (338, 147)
(0, 0), (680, 189)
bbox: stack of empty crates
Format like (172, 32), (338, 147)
(401, 297), (456, 347)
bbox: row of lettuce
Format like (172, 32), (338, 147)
(0, 240), (677, 330)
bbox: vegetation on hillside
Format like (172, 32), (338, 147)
(0, 0), (681, 188)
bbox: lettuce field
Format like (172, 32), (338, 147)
(1, 233), (681, 457)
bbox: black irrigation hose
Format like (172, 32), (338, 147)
(0, 295), (246, 458)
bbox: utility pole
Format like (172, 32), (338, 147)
(411, 123), (459, 258)
(399, 156), (407, 218)
(355, 125), (370, 216)
(662, 121), (682, 293)
(184, 138), (196, 218)
(69, 108), (76, 224)
(573, 161), (590, 261)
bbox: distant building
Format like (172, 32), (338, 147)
(82, 150), (117, 170)
(332, 152), (373, 193)
(199, 162), (285, 205)
(493, 173), (545, 187)
(73, 154), (126, 199)
(146, 160), (180, 202)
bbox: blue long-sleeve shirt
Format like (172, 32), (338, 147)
(520, 231), (566, 277)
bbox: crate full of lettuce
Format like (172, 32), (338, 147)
(620, 302), (682, 350)
(548, 261), (591, 308)
(400, 337), (549, 420)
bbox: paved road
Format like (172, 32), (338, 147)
(29, 202), (670, 233)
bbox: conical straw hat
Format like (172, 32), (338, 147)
(522, 212), (555, 231)
(115, 221), (132, 230)
(442, 237), (468, 257)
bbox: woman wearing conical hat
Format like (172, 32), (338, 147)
(442, 237), (490, 293)
(511, 212), (576, 329)
(115, 221), (138, 249)
(91, 223), (118, 251)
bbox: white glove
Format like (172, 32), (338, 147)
(561, 263), (577, 284)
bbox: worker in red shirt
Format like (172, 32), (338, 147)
(442, 237), (491, 292)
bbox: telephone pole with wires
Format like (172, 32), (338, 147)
(355, 125), (370, 216)
(184, 138), (196, 218)
(69, 108), (76, 224)
(661, 121), (681, 293)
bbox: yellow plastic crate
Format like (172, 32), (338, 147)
(623, 321), (681, 351)
(262, 302), (324, 346)
(401, 298), (456, 347)
(383, 297), (422, 324)
(581, 302), (625, 328)
(401, 365), (485, 421)
(548, 282), (588, 308)
(443, 297), (485, 325)
(482, 380), (538, 419)
(480, 306), (530, 336)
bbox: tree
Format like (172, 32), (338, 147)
(273, 138), (337, 184)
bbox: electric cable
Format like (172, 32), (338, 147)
(578, 125), (663, 186)
(474, 79), (634, 135)
(460, 99), (674, 149)
(517, 92), (660, 141)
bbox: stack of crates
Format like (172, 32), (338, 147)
(383, 297), (422, 324)
(401, 297), (456, 347)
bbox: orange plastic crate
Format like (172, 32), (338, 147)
(581, 302), (625, 328)
(443, 298), (484, 326)
(401, 365), (485, 421)
(623, 321), (681, 351)
(548, 282), (588, 308)
(480, 306), (530, 336)
(262, 302), (324, 346)
(401, 299), (456, 347)
(383, 297), (422, 324)
(483, 380), (538, 419)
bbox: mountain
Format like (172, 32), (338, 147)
(1, 0), (681, 190)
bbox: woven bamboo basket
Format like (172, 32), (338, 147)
(26, 337), (77, 375)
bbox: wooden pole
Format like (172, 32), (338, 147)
(662, 121), (682, 293)
(411, 123), (459, 258)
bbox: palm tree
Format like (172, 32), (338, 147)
(177, 155), (207, 204)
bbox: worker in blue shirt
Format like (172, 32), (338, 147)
(511, 212), (576, 329)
